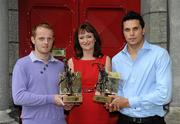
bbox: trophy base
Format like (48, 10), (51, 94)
(62, 95), (82, 103)
(93, 95), (113, 103)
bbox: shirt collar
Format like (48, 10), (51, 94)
(29, 51), (58, 62)
(122, 40), (151, 54)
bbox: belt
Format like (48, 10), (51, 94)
(119, 113), (163, 124)
(82, 87), (95, 93)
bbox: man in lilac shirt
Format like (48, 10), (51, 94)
(107, 11), (172, 124)
(12, 23), (67, 124)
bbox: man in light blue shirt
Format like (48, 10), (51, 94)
(108, 11), (172, 124)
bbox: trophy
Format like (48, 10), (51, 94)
(59, 59), (82, 103)
(93, 63), (120, 103)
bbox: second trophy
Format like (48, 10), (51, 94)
(93, 63), (120, 103)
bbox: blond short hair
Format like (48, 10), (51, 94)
(31, 22), (54, 37)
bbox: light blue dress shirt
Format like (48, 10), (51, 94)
(112, 40), (172, 117)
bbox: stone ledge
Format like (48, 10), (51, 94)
(0, 110), (15, 124)
(165, 107), (180, 124)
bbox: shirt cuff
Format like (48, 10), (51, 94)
(128, 96), (141, 108)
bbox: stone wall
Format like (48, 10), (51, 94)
(8, 0), (19, 122)
(8, 0), (19, 106)
(141, 0), (168, 49)
(168, 0), (180, 123)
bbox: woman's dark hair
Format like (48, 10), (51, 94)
(74, 22), (103, 58)
(122, 11), (145, 29)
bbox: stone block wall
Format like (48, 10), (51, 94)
(8, 0), (19, 105)
(168, 1), (180, 124)
(141, 0), (168, 49)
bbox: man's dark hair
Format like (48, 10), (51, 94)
(122, 11), (145, 29)
(74, 22), (103, 58)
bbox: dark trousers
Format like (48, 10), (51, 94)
(117, 113), (166, 124)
